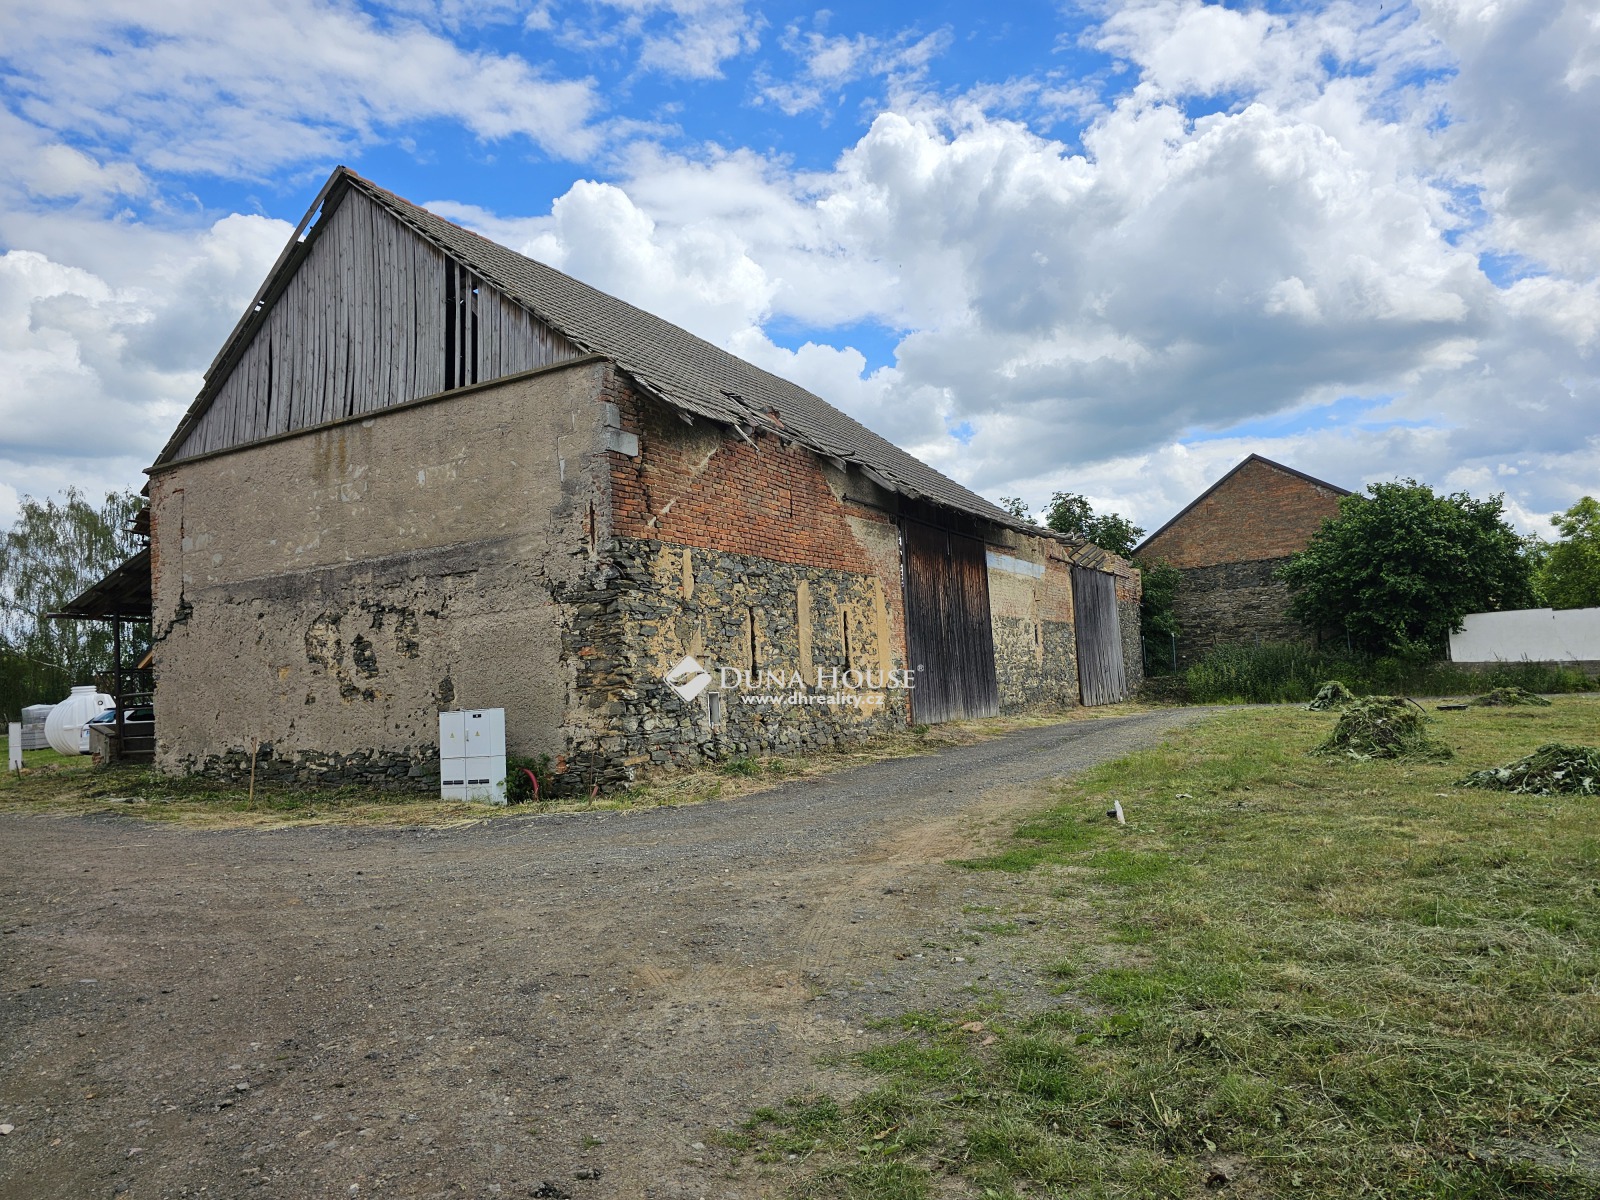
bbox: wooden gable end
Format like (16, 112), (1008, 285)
(173, 188), (583, 461)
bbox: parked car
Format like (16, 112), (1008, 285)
(87, 706), (155, 726)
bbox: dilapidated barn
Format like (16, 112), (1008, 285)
(146, 168), (1141, 791)
(1135, 454), (1349, 665)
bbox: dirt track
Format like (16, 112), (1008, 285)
(0, 709), (1203, 1199)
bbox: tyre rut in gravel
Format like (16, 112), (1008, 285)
(0, 709), (1204, 1199)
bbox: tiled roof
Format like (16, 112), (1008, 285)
(339, 171), (1026, 531)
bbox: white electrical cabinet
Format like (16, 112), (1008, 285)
(439, 708), (507, 805)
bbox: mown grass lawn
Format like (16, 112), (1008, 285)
(737, 696), (1600, 1198)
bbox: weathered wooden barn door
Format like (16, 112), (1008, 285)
(1071, 566), (1129, 706)
(901, 520), (1000, 723)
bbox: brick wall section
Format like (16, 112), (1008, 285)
(607, 370), (875, 574)
(1140, 458), (1345, 569)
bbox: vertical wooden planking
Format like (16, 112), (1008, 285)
(1071, 567), (1128, 706)
(394, 212), (414, 403)
(266, 306), (284, 437)
(483, 274), (493, 379)
(286, 259), (305, 433)
(174, 186), (601, 461)
(901, 520), (1000, 723)
(353, 195), (371, 419)
(245, 337), (264, 444)
(337, 193), (358, 421)
(377, 203), (395, 411)
(307, 216), (324, 428)
(415, 236), (440, 397)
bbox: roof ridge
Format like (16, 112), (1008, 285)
(1133, 452), (1351, 556)
(158, 167), (1034, 536)
(343, 173), (1025, 528)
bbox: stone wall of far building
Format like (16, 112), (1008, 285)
(1171, 557), (1310, 663)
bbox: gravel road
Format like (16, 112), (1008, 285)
(0, 708), (1205, 1200)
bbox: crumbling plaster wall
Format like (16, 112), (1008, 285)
(984, 531), (1081, 712)
(149, 360), (613, 785)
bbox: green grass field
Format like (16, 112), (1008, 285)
(735, 697), (1600, 1198)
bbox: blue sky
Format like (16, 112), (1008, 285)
(1, 0), (1596, 537)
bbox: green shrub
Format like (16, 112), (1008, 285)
(505, 753), (554, 803)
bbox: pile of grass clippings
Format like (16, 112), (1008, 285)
(1470, 685), (1553, 707)
(1312, 695), (1454, 761)
(1306, 680), (1357, 711)
(1459, 742), (1600, 795)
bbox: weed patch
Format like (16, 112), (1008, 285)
(1471, 686), (1554, 707)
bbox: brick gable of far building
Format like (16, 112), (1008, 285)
(1136, 455), (1350, 665)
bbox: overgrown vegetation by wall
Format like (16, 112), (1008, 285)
(1174, 642), (1595, 705)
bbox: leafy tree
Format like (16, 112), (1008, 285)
(1137, 558), (1181, 640)
(0, 488), (145, 718)
(999, 496), (1033, 522)
(1041, 492), (1145, 558)
(1537, 496), (1600, 610)
(1279, 480), (1539, 658)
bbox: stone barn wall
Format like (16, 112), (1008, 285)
(583, 379), (912, 784)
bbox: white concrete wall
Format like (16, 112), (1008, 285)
(1450, 607), (1600, 662)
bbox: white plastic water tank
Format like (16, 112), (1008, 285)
(44, 687), (114, 755)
